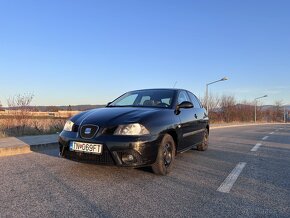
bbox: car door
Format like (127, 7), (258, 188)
(187, 91), (207, 143)
(176, 90), (200, 151)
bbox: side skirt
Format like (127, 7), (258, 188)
(178, 141), (202, 154)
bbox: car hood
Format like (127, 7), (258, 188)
(71, 107), (164, 126)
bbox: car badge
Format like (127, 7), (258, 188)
(85, 128), (92, 135)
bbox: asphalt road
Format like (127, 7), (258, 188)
(1, 124), (290, 218)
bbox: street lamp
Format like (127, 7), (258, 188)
(254, 95), (267, 123)
(283, 106), (289, 123)
(284, 106), (286, 123)
(206, 77), (228, 113)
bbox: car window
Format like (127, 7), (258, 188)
(110, 89), (175, 108)
(161, 98), (171, 105)
(140, 96), (151, 105)
(114, 94), (138, 106)
(188, 92), (201, 108)
(177, 91), (190, 104)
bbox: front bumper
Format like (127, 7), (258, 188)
(58, 131), (162, 167)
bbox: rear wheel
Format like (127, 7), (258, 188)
(197, 129), (209, 151)
(152, 134), (176, 175)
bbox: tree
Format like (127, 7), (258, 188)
(236, 100), (254, 122)
(200, 92), (220, 112)
(273, 100), (283, 122)
(6, 93), (34, 135)
(220, 95), (236, 123)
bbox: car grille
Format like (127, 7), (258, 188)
(79, 124), (99, 139)
(65, 145), (115, 165)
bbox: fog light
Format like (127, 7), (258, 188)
(128, 155), (134, 161)
(121, 154), (135, 164)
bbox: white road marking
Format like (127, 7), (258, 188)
(262, 136), (269, 140)
(251, 143), (262, 152)
(270, 132), (274, 135)
(217, 162), (247, 193)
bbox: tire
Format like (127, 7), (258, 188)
(152, 134), (176, 175)
(59, 145), (66, 157)
(197, 129), (209, 151)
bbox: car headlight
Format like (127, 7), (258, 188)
(63, 120), (74, 131)
(114, 123), (150, 135)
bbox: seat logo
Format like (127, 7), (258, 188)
(84, 128), (92, 135)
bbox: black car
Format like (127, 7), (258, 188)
(59, 89), (209, 175)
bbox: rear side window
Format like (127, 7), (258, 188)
(188, 92), (201, 108)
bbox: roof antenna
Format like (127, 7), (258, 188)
(173, 81), (178, 88)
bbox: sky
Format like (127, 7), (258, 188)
(0, 0), (290, 106)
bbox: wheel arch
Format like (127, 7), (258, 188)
(165, 129), (179, 154)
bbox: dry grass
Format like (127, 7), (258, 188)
(0, 118), (66, 138)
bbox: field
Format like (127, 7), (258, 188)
(0, 110), (81, 138)
(0, 117), (67, 138)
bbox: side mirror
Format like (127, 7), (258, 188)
(175, 101), (193, 114)
(178, 101), (193, 109)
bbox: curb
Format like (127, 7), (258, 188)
(211, 123), (289, 129)
(30, 142), (59, 152)
(0, 144), (31, 157)
(0, 140), (58, 158)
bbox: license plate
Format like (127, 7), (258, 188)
(70, 141), (103, 154)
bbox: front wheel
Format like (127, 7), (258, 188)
(152, 134), (176, 175)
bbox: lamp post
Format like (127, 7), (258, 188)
(206, 77), (228, 113)
(284, 106), (287, 123)
(254, 95), (267, 123)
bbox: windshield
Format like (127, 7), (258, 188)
(109, 90), (175, 108)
